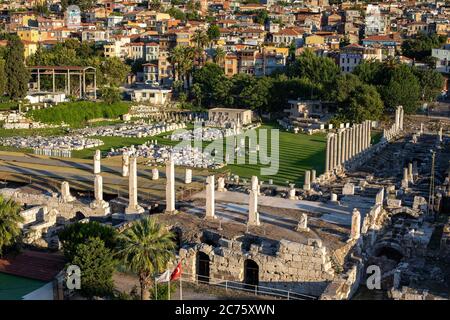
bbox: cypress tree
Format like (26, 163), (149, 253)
(5, 36), (30, 100)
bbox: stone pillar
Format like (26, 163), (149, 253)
(401, 167), (409, 189)
(366, 120), (371, 149)
(93, 149), (101, 174)
(350, 208), (361, 240)
(399, 106), (404, 131)
(185, 168), (192, 184)
(122, 152), (129, 177)
(311, 170), (316, 183)
(165, 157), (176, 214)
(248, 190), (260, 226)
(337, 130), (343, 166)
(251, 176), (259, 193)
(152, 168), (159, 180)
(420, 123), (424, 134)
(296, 213), (310, 232)
(333, 133), (338, 171)
(395, 107), (400, 132)
(375, 187), (384, 206)
(205, 175), (215, 219)
(217, 177), (227, 192)
(91, 174), (109, 210)
(325, 133), (332, 173)
(303, 170), (311, 191)
(61, 181), (75, 203)
(439, 127), (443, 142)
(408, 163), (413, 182)
(126, 157), (144, 214)
(341, 129), (347, 164)
(289, 184), (296, 200)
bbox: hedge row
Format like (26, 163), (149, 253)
(27, 101), (130, 126)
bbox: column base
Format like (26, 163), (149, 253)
(165, 209), (178, 215)
(125, 205), (145, 215)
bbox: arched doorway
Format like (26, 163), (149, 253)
(197, 252), (210, 283)
(75, 211), (86, 220)
(244, 259), (259, 289)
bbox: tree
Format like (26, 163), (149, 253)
(192, 62), (232, 106)
(149, 0), (162, 10)
(287, 49), (340, 86)
(71, 237), (116, 298)
(166, 7), (186, 21)
(0, 196), (23, 256)
(401, 32), (447, 62)
(101, 86), (122, 104)
(59, 221), (118, 261)
(331, 74), (384, 123)
(207, 25), (220, 43)
(379, 64), (421, 114)
(169, 46), (195, 90)
(0, 59), (6, 96)
(212, 47), (226, 65)
(101, 57), (131, 87)
(116, 217), (176, 300)
(254, 10), (269, 24)
(413, 68), (444, 102)
(5, 37), (29, 100)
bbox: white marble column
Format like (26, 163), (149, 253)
(296, 213), (310, 232)
(350, 208), (361, 240)
(303, 171), (311, 191)
(122, 152), (129, 177)
(91, 174), (109, 209)
(152, 168), (159, 180)
(185, 168), (192, 184)
(217, 177), (227, 192)
(311, 169), (316, 183)
(126, 157), (144, 214)
(248, 189), (260, 226)
(165, 157), (176, 214)
(94, 149), (101, 174)
(205, 175), (215, 219)
(325, 133), (333, 173)
(61, 181), (75, 203)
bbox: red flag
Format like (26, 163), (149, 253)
(170, 262), (182, 281)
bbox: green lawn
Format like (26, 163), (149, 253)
(220, 124), (326, 186)
(0, 273), (46, 300)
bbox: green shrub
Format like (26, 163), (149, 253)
(27, 101), (129, 126)
(58, 221), (118, 261)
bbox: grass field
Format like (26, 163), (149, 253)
(221, 124), (326, 186)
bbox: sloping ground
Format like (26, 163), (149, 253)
(0, 250), (65, 282)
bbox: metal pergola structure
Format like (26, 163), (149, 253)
(28, 66), (97, 100)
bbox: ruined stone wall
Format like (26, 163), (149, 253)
(0, 188), (108, 220)
(179, 238), (335, 297)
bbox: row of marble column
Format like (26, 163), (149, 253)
(325, 120), (372, 174)
(383, 105), (404, 141)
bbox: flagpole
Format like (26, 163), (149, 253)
(180, 274), (183, 300)
(168, 280), (170, 300)
(155, 277), (157, 300)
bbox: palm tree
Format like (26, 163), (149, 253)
(191, 29), (209, 66)
(169, 46), (195, 90)
(0, 196), (23, 256)
(116, 217), (176, 300)
(213, 47), (226, 66)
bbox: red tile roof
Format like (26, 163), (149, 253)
(0, 250), (65, 282)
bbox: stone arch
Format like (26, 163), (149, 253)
(244, 259), (259, 289)
(75, 211), (86, 220)
(373, 241), (404, 262)
(196, 251), (210, 283)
